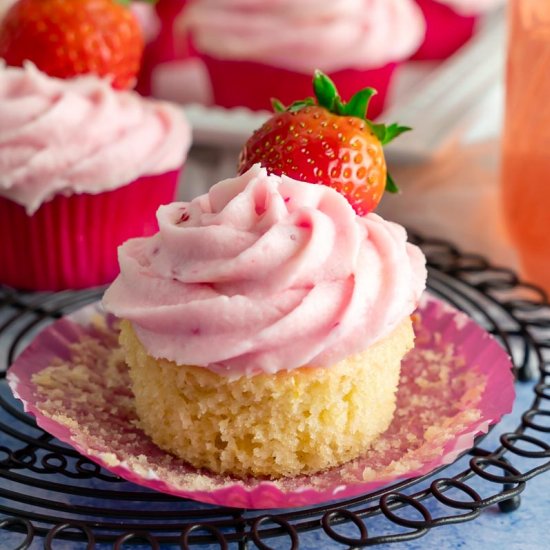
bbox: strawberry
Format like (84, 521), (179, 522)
(238, 71), (410, 216)
(0, 0), (149, 90)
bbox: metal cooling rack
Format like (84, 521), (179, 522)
(0, 233), (549, 549)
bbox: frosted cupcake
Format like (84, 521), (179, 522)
(0, 63), (191, 291)
(103, 165), (427, 478)
(178, 0), (426, 117)
(412, 0), (505, 60)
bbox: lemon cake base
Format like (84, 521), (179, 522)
(120, 317), (414, 478)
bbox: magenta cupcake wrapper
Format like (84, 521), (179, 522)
(411, 0), (477, 60)
(201, 55), (397, 119)
(0, 170), (180, 291)
(6, 294), (515, 509)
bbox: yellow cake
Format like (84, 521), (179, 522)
(120, 317), (414, 478)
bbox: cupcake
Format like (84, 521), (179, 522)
(0, 0), (192, 291)
(178, 0), (426, 118)
(103, 165), (427, 478)
(412, 0), (505, 60)
(0, 62), (191, 291)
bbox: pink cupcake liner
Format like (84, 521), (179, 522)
(0, 170), (179, 292)
(201, 55), (397, 119)
(7, 294), (515, 509)
(412, 0), (477, 60)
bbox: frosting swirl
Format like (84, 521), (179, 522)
(179, 0), (426, 72)
(0, 63), (191, 214)
(103, 165), (427, 377)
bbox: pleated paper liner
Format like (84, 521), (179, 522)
(200, 55), (396, 117)
(7, 294), (515, 509)
(0, 170), (179, 291)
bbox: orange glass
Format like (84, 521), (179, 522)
(501, 0), (550, 295)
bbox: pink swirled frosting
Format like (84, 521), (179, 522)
(103, 165), (427, 378)
(179, 0), (426, 72)
(436, 0), (505, 16)
(0, 63), (191, 214)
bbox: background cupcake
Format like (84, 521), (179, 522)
(178, 0), (426, 118)
(412, 0), (505, 60)
(0, 0), (192, 291)
(0, 63), (191, 291)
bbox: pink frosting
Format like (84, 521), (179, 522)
(178, 0), (426, 72)
(103, 165), (427, 378)
(0, 63), (192, 214)
(435, 0), (505, 16)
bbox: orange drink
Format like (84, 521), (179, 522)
(501, 0), (550, 295)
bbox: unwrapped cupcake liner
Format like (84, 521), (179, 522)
(0, 170), (179, 291)
(412, 0), (477, 60)
(201, 55), (397, 118)
(7, 294), (515, 509)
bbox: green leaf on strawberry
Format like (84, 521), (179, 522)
(271, 98), (286, 113)
(313, 70), (339, 112)
(343, 87), (377, 119)
(368, 121), (412, 147)
(385, 173), (400, 194)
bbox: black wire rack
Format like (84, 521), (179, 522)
(0, 233), (549, 549)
